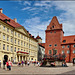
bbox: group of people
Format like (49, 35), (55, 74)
(18, 60), (40, 67)
(18, 61), (30, 66)
(3, 59), (12, 71)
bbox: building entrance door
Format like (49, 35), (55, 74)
(4, 55), (8, 62)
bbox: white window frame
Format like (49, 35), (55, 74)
(7, 28), (9, 32)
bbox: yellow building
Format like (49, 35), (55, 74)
(0, 8), (38, 63)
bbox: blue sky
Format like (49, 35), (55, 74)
(0, 1), (75, 43)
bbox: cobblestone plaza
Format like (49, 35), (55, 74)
(0, 64), (75, 74)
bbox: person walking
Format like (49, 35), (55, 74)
(8, 60), (12, 70)
(22, 60), (24, 67)
(6, 60), (9, 71)
(25, 61), (27, 66)
(27, 61), (30, 66)
(3, 60), (6, 69)
(0, 60), (1, 68)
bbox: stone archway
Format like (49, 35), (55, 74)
(4, 55), (8, 62)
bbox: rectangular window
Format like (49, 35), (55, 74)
(67, 50), (70, 54)
(7, 36), (9, 41)
(18, 40), (20, 45)
(11, 30), (13, 34)
(24, 36), (25, 40)
(62, 46), (65, 48)
(11, 46), (13, 52)
(11, 38), (13, 42)
(7, 45), (9, 51)
(67, 45), (70, 48)
(15, 32), (16, 36)
(49, 50), (51, 54)
(3, 26), (5, 30)
(3, 44), (5, 50)
(73, 45), (75, 47)
(15, 39), (16, 44)
(18, 48), (19, 51)
(21, 35), (23, 39)
(62, 50), (64, 54)
(73, 50), (75, 53)
(7, 28), (9, 32)
(24, 42), (25, 46)
(53, 50), (57, 55)
(21, 41), (23, 45)
(14, 47), (16, 52)
(18, 33), (20, 37)
(21, 49), (22, 51)
(3, 34), (5, 40)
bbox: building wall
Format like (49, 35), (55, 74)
(45, 16), (75, 63)
(0, 20), (38, 63)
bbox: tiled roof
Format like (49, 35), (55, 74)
(0, 10), (37, 41)
(61, 35), (75, 44)
(39, 43), (45, 48)
(0, 12), (22, 28)
(36, 35), (42, 39)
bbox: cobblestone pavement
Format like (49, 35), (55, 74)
(0, 64), (75, 74)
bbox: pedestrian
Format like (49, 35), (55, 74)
(8, 60), (12, 70)
(34, 61), (36, 66)
(22, 60), (24, 67)
(38, 62), (40, 66)
(3, 59), (6, 69)
(25, 61), (27, 66)
(27, 61), (30, 66)
(0, 60), (1, 68)
(6, 60), (9, 71)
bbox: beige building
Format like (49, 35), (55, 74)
(0, 8), (38, 63)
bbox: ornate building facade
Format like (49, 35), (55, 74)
(0, 8), (38, 63)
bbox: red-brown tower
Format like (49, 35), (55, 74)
(45, 16), (64, 55)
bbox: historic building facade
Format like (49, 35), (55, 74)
(36, 35), (45, 61)
(0, 8), (38, 63)
(45, 16), (75, 63)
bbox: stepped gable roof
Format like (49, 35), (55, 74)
(46, 16), (62, 31)
(0, 12), (22, 28)
(36, 35), (42, 40)
(61, 35), (75, 45)
(39, 43), (45, 48)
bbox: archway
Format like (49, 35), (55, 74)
(73, 58), (75, 64)
(4, 55), (8, 62)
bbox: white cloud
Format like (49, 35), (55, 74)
(21, 7), (31, 10)
(23, 1), (31, 6)
(22, 17), (50, 43)
(52, 1), (75, 36)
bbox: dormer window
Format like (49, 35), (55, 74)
(63, 40), (66, 43)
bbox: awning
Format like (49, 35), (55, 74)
(17, 51), (29, 54)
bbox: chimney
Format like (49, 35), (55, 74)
(0, 8), (3, 13)
(13, 18), (17, 22)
